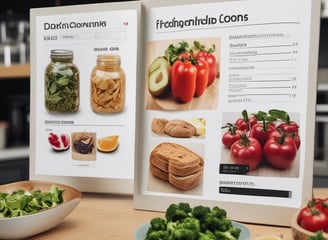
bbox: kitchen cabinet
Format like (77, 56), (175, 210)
(0, 65), (29, 184)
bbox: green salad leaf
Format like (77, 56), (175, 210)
(0, 185), (64, 218)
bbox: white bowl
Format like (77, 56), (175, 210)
(0, 180), (82, 239)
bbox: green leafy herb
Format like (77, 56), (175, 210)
(164, 41), (189, 65)
(307, 231), (326, 240)
(45, 63), (79, 113)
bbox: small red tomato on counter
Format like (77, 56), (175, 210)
(297, 198), (328, 233)
(313, 198), (328, 217)
(230, 133), (262, 170)
(299, 208), (328, 233)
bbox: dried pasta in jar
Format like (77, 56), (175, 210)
(90, 54), (125, 113)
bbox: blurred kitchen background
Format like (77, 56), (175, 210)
(0, 0), (327, 186)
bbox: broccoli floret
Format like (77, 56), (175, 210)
(167, 220), (178, 233)
(147, 203), (242, 240)
(214, 229), (239, 240)
(211, 206), (227, 219)
(150, 217), (167, 231)
(165, 202), (192, 222)
(192, 205), (211, 220)
(199, 230), (217, 240)
(178, 217), (201, 235)
(170, 228), (197, 240)
(229, 227), (241, 238)
(200, 211), (232, 232)
(196, 205), (240, 240)
(146, 217), (170, 240)
(145, 229), (170, 240)
(168, 217), (201, 240)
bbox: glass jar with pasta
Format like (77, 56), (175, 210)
(90, 54), (125, 113)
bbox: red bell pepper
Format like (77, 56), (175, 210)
(194, 59), (209, 97)
(170, 59), (197, 103)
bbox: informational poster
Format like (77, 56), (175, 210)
(30, 1), (141, 193)
(133, 0), (321, 225)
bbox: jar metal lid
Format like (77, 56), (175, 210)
(97, 54), (120, 65)
(50, 49), (73, 59)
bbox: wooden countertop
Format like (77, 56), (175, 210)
(29, 188), (328, 240)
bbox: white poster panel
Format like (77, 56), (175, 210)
(30, 1), (141, 194)
(134, 0), (321, 225)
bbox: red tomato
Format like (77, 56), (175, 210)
(300, 208), (328, 233)
(194, 59), (209, 97)
(289, 132), (301, 149)
(314, 198), (328, 216)
(249, 122), (275, 146)
(221, 123), (243, 149)
(170, 59), (197, 103)
(235, 116), (257, 132)
(196, 50), (218, 86)
(263, 133), (297, 169)
(297, 206), (313, 224)
(230, 133), (262, 170)
(277, 121), (299, 134)
(178, 52), (190, 61)
(234, 110), (257, 131)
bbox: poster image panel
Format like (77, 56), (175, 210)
(134, 0), (321, 226)
(30, 1), (141, 194)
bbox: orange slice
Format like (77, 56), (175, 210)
(97, 135), (119, 152)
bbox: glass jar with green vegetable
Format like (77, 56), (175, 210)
(45, 49), (79, 113)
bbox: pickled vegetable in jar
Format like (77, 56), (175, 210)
(90, 54), (125, 113)
(45, 49), (79, 113)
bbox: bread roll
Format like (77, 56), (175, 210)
(164, 120), (196, 138)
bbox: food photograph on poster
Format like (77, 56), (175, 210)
(144, 37), (221, 110)
(220, 109), (301, 178)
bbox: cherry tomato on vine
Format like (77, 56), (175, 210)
(289, 132), (301, 149)
(230, 133), (262, 170)
(249, 122), (276, 147)
(221, 123), (243, 149)
(278, 121), (299, 134)
(234, 109), (257, 131)
(268, 109), (300, 134)
(263, 132), (297, 169)
(299, 208), (328, 233)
